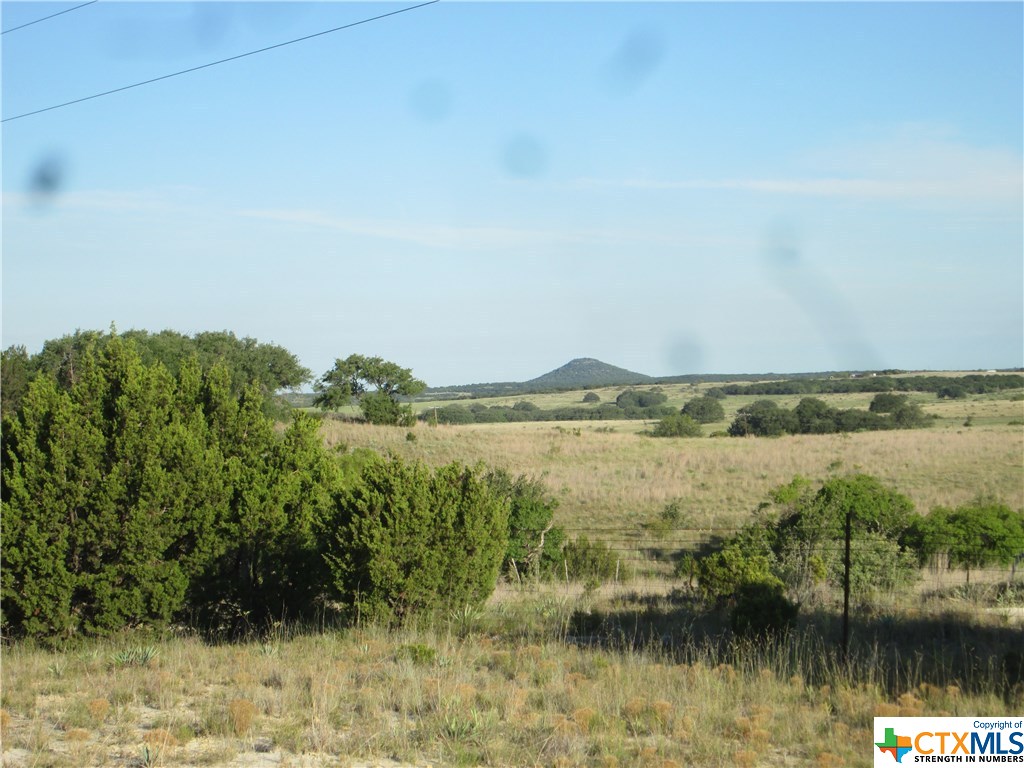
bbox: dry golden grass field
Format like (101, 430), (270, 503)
(320, 418), (1023, 535)
(3, 386), (1022, 768)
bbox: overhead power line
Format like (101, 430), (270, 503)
(1, 0), (98, 35)
(2, 0), (440, 123)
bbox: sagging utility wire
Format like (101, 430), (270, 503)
(1, 0), (98, 36)
(3, 0), (440, 123)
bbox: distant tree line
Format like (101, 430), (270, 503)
(647, 393), (930, 439)
(421, 369), (938, 400)
(726, 395), (929, 437)
(424, 389), (675, 425)
(0, 332), (581, 640)
(720, 374), (1024, 398)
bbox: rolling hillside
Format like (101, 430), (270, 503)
(523, 357), (653, 389)
(422, 358), (652, 398)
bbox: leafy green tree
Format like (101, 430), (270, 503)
(1, 331), (336, 640)
(1, 345), (32, 419)
(681, 396), (725, 424)
(793, 397), (838, 434)
(869, 392), (909, 413)
(27, 328), (310, 419)
(429, 404), (476, 425)
(191, 331), (310, 396)
(651, 412), (703, 437)
(314, 354), (426, 425)
(937, 384), (969, 399)
(616, 389), (668, 409)
(833, 408), (888, 432)
(1, 375), (79, 638)
(728, 400), (798, 437)
(190, 398), (338, 634)
(784, 474), (915, 542)
(321, 458), (509, 624)
(30, 329), (105, 390)
(891, 402), (929, 429)
(905, 501), (1024, 584)
(582, 391), (601, 403)
(486, 470), (564, 580)
(694, 475), (919, 609)
(772, 475), (917, 601)
(1, 336), (229, 638)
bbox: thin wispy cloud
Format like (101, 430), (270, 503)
(576, 130), (1023, 206)
(232, 207), (729, 251)
(2, 186), (207, 215)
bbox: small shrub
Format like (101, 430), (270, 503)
(321, 458), (510, 623)
(730, 581), (799, 637)
(397, 643), (437, 666)
(562, 536), (620, 583)
(228, 698), (257, 736)
(651, 413), (702, 438)
(86, 698), (110, 723)
(143, 728), (180, 748)
(697, 540), (780, 606)
(646, 498), (690, 538)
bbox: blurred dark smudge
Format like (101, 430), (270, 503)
(762, 222), (882, 370)
(501, 134), (547, 178)
(603, 29), (666, 95)
(667, 336), (706, 375)
(27, 152), (68, 207)
(107, 2), (233, 59)
(190, 3), (232, 51)
(240, 3), (307, 34)
(408, 78), (452, 122)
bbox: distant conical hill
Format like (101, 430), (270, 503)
(525, 358), (653, 389)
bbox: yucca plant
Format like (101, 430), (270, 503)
(110, 645), (158, 668)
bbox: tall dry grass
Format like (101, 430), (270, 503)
(3, 584), (1018, 768)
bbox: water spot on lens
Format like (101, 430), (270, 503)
(760, 220), (882, 370)
(667, 336), (705, 374)
(763, 220), (802, 271)
(190, 3), (232, 51)
(28, 152), (67, 206)
(408, 79), (453, 123)
(501, 134), (547, 178)
(603, 29), (666, 95)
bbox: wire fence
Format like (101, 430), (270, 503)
(553, 525), (1024, 573)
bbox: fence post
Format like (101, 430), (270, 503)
(842, 507), (852, 664)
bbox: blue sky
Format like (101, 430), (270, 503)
(3, 1), (1022, 386)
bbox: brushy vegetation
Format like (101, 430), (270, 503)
(3, 331), (1023, 766)
(0, 335), (553, 641)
